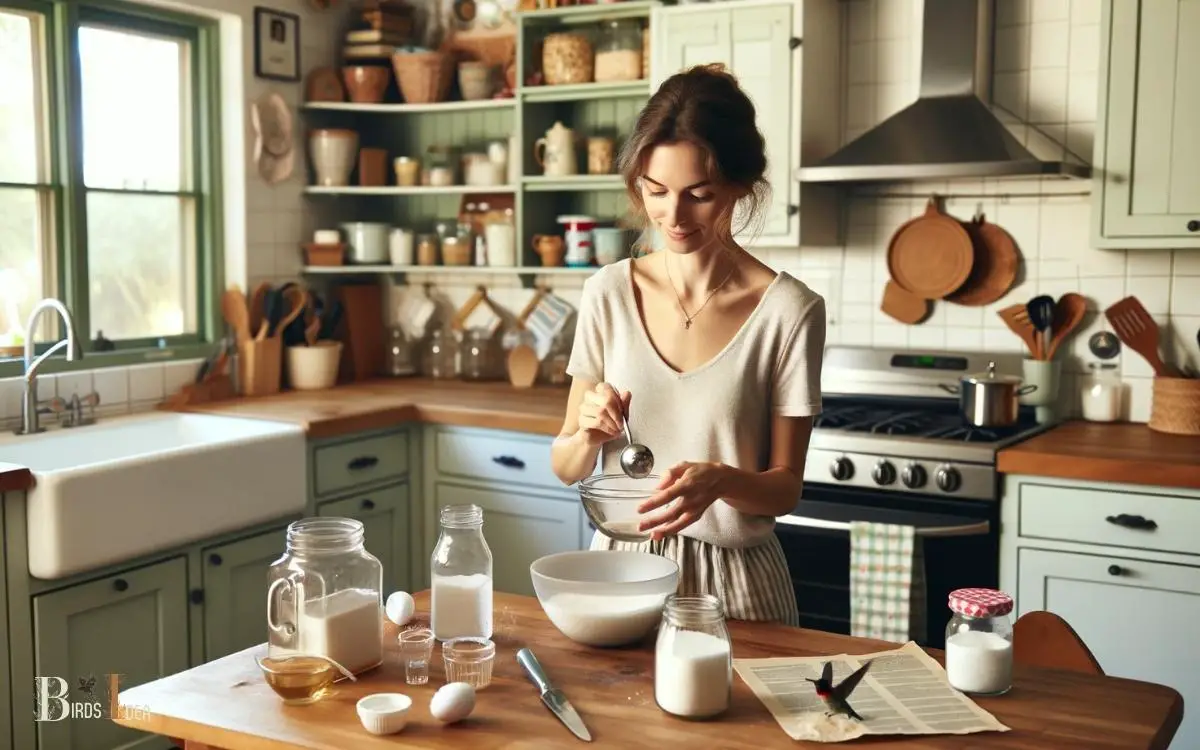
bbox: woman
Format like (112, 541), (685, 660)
(549, 64), (827, 626)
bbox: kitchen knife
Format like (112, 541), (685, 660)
(517, 647), (592, 742)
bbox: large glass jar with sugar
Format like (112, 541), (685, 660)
(943, 587), (1014, 696)
(654, 593), (732, 719)
(430, 504), (494, 641)
(266, 517), (384, 677)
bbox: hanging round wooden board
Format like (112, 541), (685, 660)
(886, 197), (975, 300)
(944, 213), (1021, 307)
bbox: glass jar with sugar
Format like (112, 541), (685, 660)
(266, 517), (385, 677)
(943, 587), (1014, 696)
(431, 504), (494, 642)
(654, 594), (732, 719)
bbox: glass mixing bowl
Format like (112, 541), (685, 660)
(578, 473), (661, 542)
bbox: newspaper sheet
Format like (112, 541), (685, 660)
(733, 641), (1011, 743)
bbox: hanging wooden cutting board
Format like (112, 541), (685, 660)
(945, 212), (1021, 307)
(886, 197), (974, 300)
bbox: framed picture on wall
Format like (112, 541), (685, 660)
(254, 7), (300, 81)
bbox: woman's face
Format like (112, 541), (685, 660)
(640, 141), (735, 254)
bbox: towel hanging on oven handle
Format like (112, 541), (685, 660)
(776, 515), (989, 538)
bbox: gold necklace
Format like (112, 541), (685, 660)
(664, 252), (737, 329)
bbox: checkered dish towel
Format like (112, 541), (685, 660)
(849, 521), (927, 644)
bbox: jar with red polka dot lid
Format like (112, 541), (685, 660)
(943, 588), (1014, 696)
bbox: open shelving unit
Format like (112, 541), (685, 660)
(300, 0), (659, 287)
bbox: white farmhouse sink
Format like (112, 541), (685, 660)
(0, 411), (307, 579)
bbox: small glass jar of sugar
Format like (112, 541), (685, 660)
(654, 594), (732, 719)
(266, 517), (385, 678)
(430, 504), (494, 642)
(943, 587), (1015, 696)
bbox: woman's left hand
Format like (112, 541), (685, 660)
(636, 461), (728, 539)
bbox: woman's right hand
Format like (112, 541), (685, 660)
(577, 382), (632, 446)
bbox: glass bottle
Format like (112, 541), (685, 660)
(430, 504), (494, 642)
(266, 517), (384, 677)
(386, 326), (416, 376)
(1080, 362), (1125, 422)
(594, 19), (643, 82)
(943, 587), (1014, 696)
(654, 593), (732, 719)
(459, 328), (493, 381)
(422, 328), (458, 379)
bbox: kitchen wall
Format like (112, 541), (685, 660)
(0, 0), (343, 429)
(392, 0), (1200, 423)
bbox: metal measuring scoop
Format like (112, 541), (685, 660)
(618, 405), (654, 479)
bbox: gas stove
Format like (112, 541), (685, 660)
(804, 347), (1050, 502)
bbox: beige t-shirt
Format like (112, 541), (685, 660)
(566, 257), (827, 549)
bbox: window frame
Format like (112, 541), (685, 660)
(0, 0), (223, 377)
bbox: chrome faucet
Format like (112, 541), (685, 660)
(17, 298), (84, 435)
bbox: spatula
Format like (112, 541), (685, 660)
(997, 304), (1040, 360)
(1104, 296), (1179, 376)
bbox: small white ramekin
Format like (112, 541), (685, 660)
(356, 693), (412, 735)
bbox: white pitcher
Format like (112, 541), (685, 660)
(534, 121), (577, 177)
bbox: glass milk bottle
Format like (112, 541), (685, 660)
(266, 517), (384, 677)
(655, 594), (732, 719)
(430, 504), (494, 641)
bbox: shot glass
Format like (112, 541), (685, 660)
(398, 627), (435, 686)
(442, 637), (496, 689)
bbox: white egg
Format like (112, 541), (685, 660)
(385, 591), (415, 626)
(429, 682), (476, 724)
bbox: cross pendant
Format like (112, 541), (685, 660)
(684, 319), (692, 329)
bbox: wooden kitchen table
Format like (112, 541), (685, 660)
(113, 591), (1182, 750)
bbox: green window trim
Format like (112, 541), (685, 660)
(0, 0), (224, 379)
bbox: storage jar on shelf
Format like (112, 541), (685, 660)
(422, 328), (458, 378)
(1080, 362), (1125, 422)
(542, 31), (593, 85)
(594, 19), (643, 82)
(265, 518), (385, 679)
(430, 504), (494, 642)
(943, 587), (1014, 696)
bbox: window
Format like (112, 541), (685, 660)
(0, 0), (220, 366)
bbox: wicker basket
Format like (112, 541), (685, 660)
(391, 51), (455, 104)
(1147, 375), (1200, 435)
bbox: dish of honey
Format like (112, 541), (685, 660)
(257, 655), (338, 705)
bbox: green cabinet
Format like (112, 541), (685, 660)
(317, 482), (412, 595)
(200, 527), (288, 662)
(1093, 0), (1200, 248)
(32, 557), (188, 750)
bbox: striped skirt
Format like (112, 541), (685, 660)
(589, 530), (799, 627)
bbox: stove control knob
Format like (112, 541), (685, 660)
(829, 457), (854, 481)
(872, 460), (896, 486)
(901, 463), (927, 489)
(936, 465), (962, 493)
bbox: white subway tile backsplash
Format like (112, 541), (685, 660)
(127, 364), (165, 404)
(1030, 21), (1070, 68)
(1033, 0), (1071, 22)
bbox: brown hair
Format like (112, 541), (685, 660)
(617, 63), (771, 254)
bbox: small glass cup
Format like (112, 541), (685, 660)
(398, 627), (435, 686)
(442, 637), (496, 689)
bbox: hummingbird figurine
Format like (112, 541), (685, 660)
(805, 659), (874, 721)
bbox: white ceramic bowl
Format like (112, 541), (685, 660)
(530, 550), (679, 647)
(357, 693), (412, 735)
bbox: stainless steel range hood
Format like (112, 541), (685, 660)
(797, 0), (1090, 184)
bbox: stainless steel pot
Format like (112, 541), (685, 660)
(940, 361), (1037, 427)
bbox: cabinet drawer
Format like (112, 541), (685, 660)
(313, 431), (409, 497)
(1019, 482), (1200, 556)
(435, 428), (562, 491)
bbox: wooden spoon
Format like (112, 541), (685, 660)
(998, 304), (1040, 360)
(1045, 292), (1087, 361)
(221, 288), (252, 345)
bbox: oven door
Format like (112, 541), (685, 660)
(774, 483), (999, 649)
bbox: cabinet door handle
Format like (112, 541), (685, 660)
(112, 578), (129, 592)
(1107, 564), (1126, 576)
(190, 589), (205, 605)
(1187, 219), (1199, 232)
(209, 553), (223, 566)
(348, 455), (379, 471)
(361, 499), (375, 511)
(1105, 513), (1157, 531)
(492, 455), (526, 469)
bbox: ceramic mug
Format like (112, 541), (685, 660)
(531, 234), (565, 266)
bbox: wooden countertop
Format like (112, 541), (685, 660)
(174, 378), (571, 440)
(997, 420), (1200, 491)
(0, 463), (34, 493)
(114, 591), (1182, 750)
